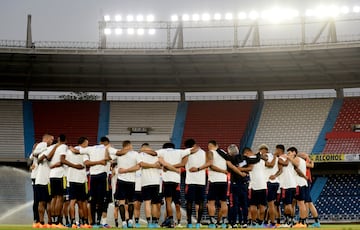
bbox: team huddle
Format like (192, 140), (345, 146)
(29, 134), (321, 229)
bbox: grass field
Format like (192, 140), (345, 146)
(0, 225), (360, 230)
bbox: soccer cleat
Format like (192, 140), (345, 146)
(310, 222), (321, 228)
(135, 223), (141, 228)
(72, 224), (79, 228)
(92, 224), (101, 229)
(279, 223), (291, 228)
(127, 220), (134, 228)
(195, 223), (201, 229)
(293, 223), (307, 228)
(241, 223), (248, 228)
(209, 223), (216, 229)
(57, 223), (68, 228)
(221, 223), (227, 229)
(102, 223), (112, 228)
(32, 222), (41, 228)
(186, 223), (193, 228)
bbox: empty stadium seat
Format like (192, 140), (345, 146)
(252, 99), (333, 153)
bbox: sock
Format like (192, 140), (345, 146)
(210, 216), (217, 224)
(128, 203), (134, 220)
(146, 217), (151, 223)
(115, 219), (118, 227)
(135, 218), (139, 224)
(101, 217), (107, 225)
(152, 217), (158, 224)
(221, 217), (227, 224)
(65, 216), (69, 225)
(300, 218), (306, 225)
(197, 202), (204, 224)
(276, 218), (281, 224)
(178, 219), (181, 225)
(40, 221), (45, 225)
(71, 218), (76, 225)
(119, 204), (126, 221)
(186, 202), (192, 224)
(314, 217), (319, 223)
(84, 218), (88, 225)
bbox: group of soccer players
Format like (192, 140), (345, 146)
(29, 133), (321, 229)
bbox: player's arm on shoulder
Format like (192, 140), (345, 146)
(294, 166), (308, 180)
(189, 150), (212, 172)
(119, 163), (141, 174)
(139, 161), (161, 169)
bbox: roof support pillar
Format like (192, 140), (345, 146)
(336, 88), (344, 99)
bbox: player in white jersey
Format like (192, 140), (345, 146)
(157, 142), (192, 228)
(259, 144), (279, 228)
(109, 140), (140, 228)
(137, 143), (162, 228)
(288, 147), (308, 228)
(35, 136), (56, 228)
(183, 139), (208, 229)
(278, 146), (297, 227)
(70, 136), (112, 228)
(29, 143), (40, 225)
(31, 134), (54, 228)
(62, 136), (90, 228)
(247, 145), (267, 227)
(47, 134), (67, 227)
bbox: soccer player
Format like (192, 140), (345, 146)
(278, 145), (297, 228)
(134, 151), (143, 228)
(247, 145), (267, 228)
(111, 140), (140, 228)
(34, 134), (55, 228)
(183, 139), (208, 229)
(70, 136), (112, 228)
(29, 143), (40, 225)
(137, 143), (162, 228)
(157, 142), (192, 228)
(227, 144), (251, 228)
(62, 136), (90, 228)
(299, 152), (320, 228)
(288, 147), (308, 228)
(261, 144), (280, 228)
(47, 134), (68, 227)
(206, 140), (245, 228)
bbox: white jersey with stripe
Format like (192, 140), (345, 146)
(265, 153), (279, 183)
(185, 148), (206, 185)
(249, 158), (267, 190)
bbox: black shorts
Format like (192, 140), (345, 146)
(282, 188), (296, 205)
(142, 185), (161, 204)
(163, 182), (179, 199)
(134, 191), (143, 202)
(295, 186), (307, 201)
(249, 189), (267, 206)
(69, 182), (87, 201)
(207, 182), (227, 202)
(36, 184), (51, 202)
(267, 182), (280, 202)
(304, 185), (312, 203)
(186, 184), (205, 205)
(115, 179), (135, 202)
(89, 172), (108, 203)
(50, 178), (64, 197)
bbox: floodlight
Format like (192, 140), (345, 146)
(328, 5), (339, 17)
(171, 14), (179, 21)
(148, 28), (156, 35)
(127, 28), (135, 35)
(261, 10), (270, 20)
(314, 6), (327, 18)
(126, 15), (134, 21)
(136, 15), (144, 21)
(192, 14), (200, 21)
(182, 14), (190, 21)
(201, 13), (211, 21)
(305, 9), (315, 17)
(340, 6), (349, 14)
(353, 5), (360, 13)
(249, 10), (259, 20)
(115, 28), (122, 35)
(238, 12), (247, 20)
(115, 15), (122, 21)
(104, 28), (111, 35)
(146, 15), (155, 22)
(137, 28), (145, 35)
(214, 13), (222, 20)
(225, 13), (233, 20)
(104, 15), (111, 22)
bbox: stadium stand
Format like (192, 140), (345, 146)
(315, 174), (360, 221)
(0, 100), (24, 161)
(182, 101), (255, 150)
(107, 102), (178, 149)
(251, 99), (333, 153)
(323, 97), (360, 154)
(32, 101), (100, 146)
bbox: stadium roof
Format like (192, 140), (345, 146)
(1, 43), (360, 93)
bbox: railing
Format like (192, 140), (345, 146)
(1, 34), (360, 50)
